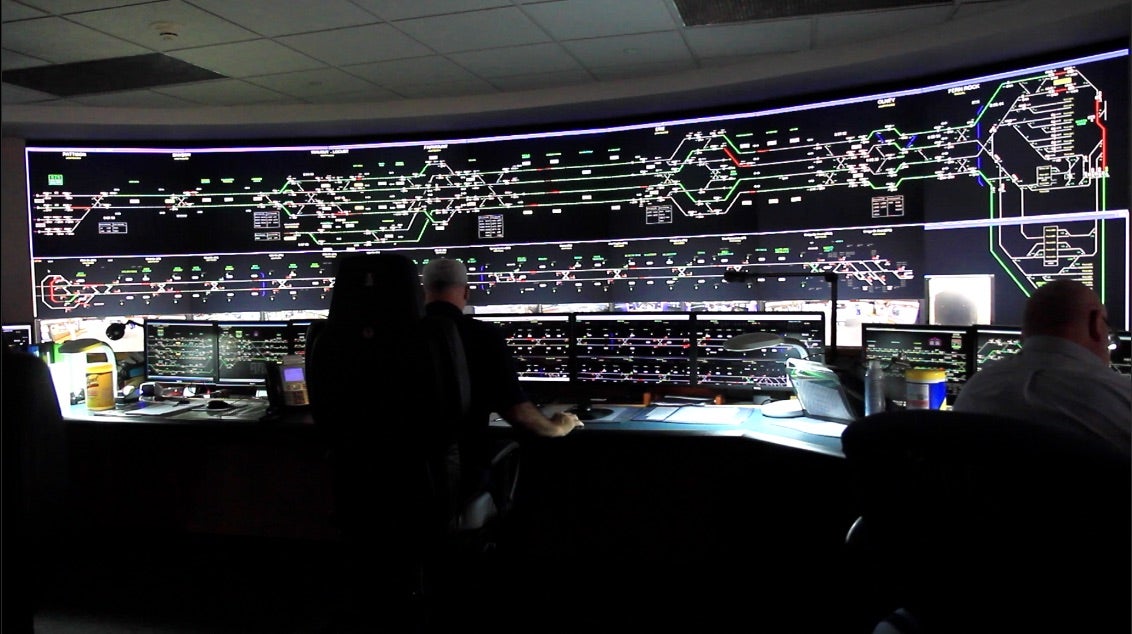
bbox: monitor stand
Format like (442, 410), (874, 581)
(760, 398), (805, 418)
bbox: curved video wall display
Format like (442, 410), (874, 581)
(25, 48), (1129, 327)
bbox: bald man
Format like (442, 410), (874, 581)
(954, 280), (1130, 453)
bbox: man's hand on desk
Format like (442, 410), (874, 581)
(500, 401), (583, 437)
(549, 411), (584, 435)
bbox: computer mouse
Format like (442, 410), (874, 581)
(567, 401), (613, 421)
(207, 400), (233, 410)
(116, 384), (140, 404)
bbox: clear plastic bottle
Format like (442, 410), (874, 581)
(865, 358), (886, 416)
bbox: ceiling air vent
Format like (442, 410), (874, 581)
(674, 0), (950, 26)
(2, 53), (225, 97)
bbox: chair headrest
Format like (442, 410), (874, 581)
(327, 253), (423, 327)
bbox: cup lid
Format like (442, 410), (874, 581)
(905, 368), (947, 381)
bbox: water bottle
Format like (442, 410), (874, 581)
(865, 359), (886, 416)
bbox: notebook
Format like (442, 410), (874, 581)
(786, 359), (860, 423)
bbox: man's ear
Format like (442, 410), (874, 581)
(1087, 309), (1106, 342)
(463, 284), (470, 300)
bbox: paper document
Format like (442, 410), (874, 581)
(122, 401), (205, 416)
(663, 405), (749, 425)
(761, 417), (847, 437)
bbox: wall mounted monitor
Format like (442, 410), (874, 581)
(216, 321), (291, 385)
(481, 314), (572, 382)
(692, 312), (825, 394)
(925, 275), (994, 327)
(144, 320), (218, 383)
(860, 323), (969, 397)
(3, 323), (35, 352)
(1111, 331), (1131, 375)
(22, 49), (1127, 331)
(573, 313), (693, 386)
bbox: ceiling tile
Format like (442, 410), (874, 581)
(13, 0), (151, 14)
(524, 0), (678, 40)
(815, 5), (953, 47)
(67, 0), (260, 50)
(151, 78), (291, 105)
(588, 58), (698, 81)
(951, 0), (1022, 20)
(456, 43), (582, 78)
(245, 68), (378, 99)
(1, 16), (150, 63)
(394, 78), (498, 99)
(1, 81), (58, 104)
(351, 0), (511, 21)
(186, 0), (381, 37)
(2, 49), (50, 71)
(395, 7), (551, 53)
(684, 19), (811, 58)
(2, 0), (49, 20)
(279, 23), (433, 65)
(563, 31), (694, 69)
(169, 40), (325, 77)
(301, 86), (401, 104)
(70, 88), (198, 107)
(347, 56), (483, 86)
(489, 69), (595, 91)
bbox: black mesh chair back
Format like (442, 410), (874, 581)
(841, 409), (1130, 633)
(306, 253), (472, 627)
(2, 349), (69, 634)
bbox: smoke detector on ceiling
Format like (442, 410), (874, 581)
(151, 21), (181, 41)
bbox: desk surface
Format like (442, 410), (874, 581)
(63, 398), (310, 427)
(66, 398), (845, 457)
(501, 402), (847, 457)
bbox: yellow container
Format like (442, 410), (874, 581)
(905, 368), (947, 410)
(85, 361), (116, 411)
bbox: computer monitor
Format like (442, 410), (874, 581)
(481, 314), (572, 383)
(216, 321), (291, 386)
(1111, 331), (1131, 375)
(969, 324), (1023, 375)
(860, 323), (969, 398)
(692, 312), (826, 394)
(144, 320), (219, 383)
(3, 323), (35, 352)
(573, 312), (693, 385)
(288, 320), (317, 356)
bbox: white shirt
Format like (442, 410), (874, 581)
(953, 336), (1132, 454)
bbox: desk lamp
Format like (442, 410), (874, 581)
(722, 332), (809, 418)
(722, 268), (839, 362)
(105, 319), (142, 341)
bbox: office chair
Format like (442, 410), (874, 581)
(841, 409), (1130, 634)
(2, 349), (69, 634)
(306, 253), (518, 630)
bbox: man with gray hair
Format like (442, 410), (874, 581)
(954, 279), (1130, 453)
(422, 257), (582, 451)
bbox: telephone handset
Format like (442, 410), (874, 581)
(266, 354), (309, 409)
